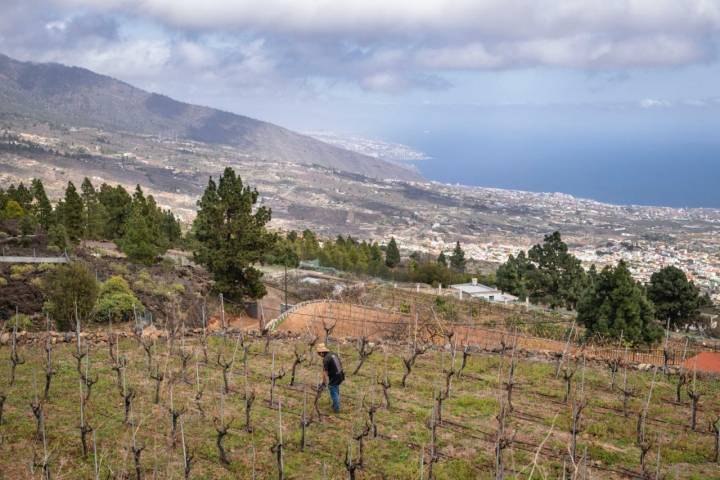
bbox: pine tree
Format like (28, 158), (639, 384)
(437, 251), (447, 267)
(20, 215), (35, 237)
(10, 182), (33, 211)
(300, 229), (320, 259)
(192, 168), (274, 301)
(31, 179), (54, 230)
(496, 251), (534, 300)
(385, 237), (401, 268)
(527, 231), (587, 309)
(98, 183), (132, 239)
(48, 223), (69, 251)
(647, 266), (701, 330)
(62, 181), (84, 241)
(577, 261), (661, 345)
(160, 210), (182, 246)
(450, 241), (466, 272)
(80, 177), (107, 239)
(119, 204), (163, 265)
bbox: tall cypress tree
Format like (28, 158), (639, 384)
(192, 167), (274, 301)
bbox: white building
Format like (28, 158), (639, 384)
(450, 278), (518, 303)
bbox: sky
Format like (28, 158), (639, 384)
(2, 1), (720, 207)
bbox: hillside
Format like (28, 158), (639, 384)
(1, 314), (718, 479)
(0, 53), (419, 181)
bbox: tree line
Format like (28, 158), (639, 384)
(189, 167), (481, 303)
(265, 230), (473, 286)
(496, 232), (709, 345)
(0, 178), (182, 264)
(5, 170), (709, 346)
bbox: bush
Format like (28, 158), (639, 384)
(434, 296), (458, 321)
(48, 223), (69, 250)
(8, 313), (32, 331)
(0, 276), (7, 286)
(10, 264), (35, 279)
(43, 262), (99, 330)
(133, 269), (180, 300)
(109, 262), (130, 276)
(94, 275), (143, 323)
(1, 199), (25, 219)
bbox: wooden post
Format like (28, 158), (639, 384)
(220, 293), (226, 331)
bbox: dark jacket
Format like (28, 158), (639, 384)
(323, 352), (345, 386)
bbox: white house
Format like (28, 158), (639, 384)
(450, 278), (518, 303)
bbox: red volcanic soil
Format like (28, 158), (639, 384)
(683, 351), (720, 374)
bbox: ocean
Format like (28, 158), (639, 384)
(383, 105), (720, 209)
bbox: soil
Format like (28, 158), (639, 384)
(683, 351), (720, 374)
(0, 264), (45, 319)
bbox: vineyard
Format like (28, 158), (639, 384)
(1, 308), (719, 479)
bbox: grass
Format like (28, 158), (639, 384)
(0, 330), (719, 479)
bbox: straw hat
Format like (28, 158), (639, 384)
(316, 343), (330, 353)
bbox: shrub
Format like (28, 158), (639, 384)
(48, 223), (69, 250)
(1, 199), (25, 219)
(109, 262), (130, 276)
(43, 262), (99, 330)
(133, 269), (180, 300)
(133, 269), (155, 293)
(10, 264), (35, 279)
(8, 313), (32, 331)
(0, 276), (7, 287)
(94, 275), (144, 323)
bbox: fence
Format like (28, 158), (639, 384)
(271, 299), (699, 367)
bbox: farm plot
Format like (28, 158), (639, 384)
(0, 324), (719, 479)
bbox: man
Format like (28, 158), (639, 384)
(316, 343), (344, 413)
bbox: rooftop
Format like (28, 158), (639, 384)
(450, 282), (500, 294)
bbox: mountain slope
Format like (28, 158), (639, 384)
(0, 53), (419, 181)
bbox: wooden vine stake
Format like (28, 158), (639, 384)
(270, 398), (284, 480)
(78, 376), (93, 457)
(687, 360), (702, 432)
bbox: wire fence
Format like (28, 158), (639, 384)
(269, 300), (702, 367)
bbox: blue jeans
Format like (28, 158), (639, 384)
(328, 384), (341, 412)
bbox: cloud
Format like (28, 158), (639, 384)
(2, 0), (720, 94)
(639, 98), (672, 108)
(54, 0), (720, 38)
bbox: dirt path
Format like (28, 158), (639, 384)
(277, 301), (691, 367)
